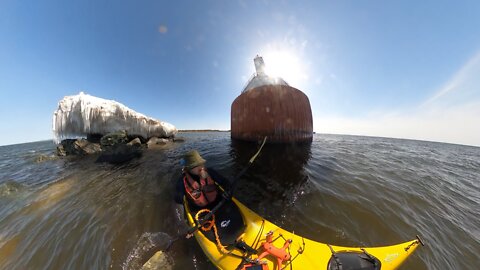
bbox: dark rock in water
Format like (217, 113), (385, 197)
(127, 138), (142, 147)
(123, 232), (174, 270)
(96, 131), (144, 163)
(173, 137), (185, 142)
(87, 133), (103, 143)
(56, 139), (102, 156)
(56, 129), (173, 159)
(78, 140), (102, 154)
(100, 130), (129, 149)
(130, 135), (147, 144)
(56, 144), (67, 156)
(96, 144), (143, 164)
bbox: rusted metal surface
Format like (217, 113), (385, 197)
(231, 85), (313, 143)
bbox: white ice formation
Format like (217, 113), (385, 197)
(53, 92), (177, 143)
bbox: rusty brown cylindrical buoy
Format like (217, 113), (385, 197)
(231, 84), (313, 143)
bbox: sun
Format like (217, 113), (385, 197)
(261, 50), (306, 86)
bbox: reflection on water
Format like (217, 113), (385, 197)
(229, 139), (312, 222)
(0, 133), (479, 269)
(30, 178), (75, 212)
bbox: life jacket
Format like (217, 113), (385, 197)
(183, 168), (218, 207)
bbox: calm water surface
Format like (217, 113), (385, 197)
(0, 132), (479, 269)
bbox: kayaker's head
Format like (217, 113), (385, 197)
(181, 150), (206, 174)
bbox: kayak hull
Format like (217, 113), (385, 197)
(185, 197), (421, 270)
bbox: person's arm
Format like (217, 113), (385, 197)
(207, 168), (231, 191)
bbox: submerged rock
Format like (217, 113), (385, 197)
(142, 251), (173, 270)
(123, 232), (174, 270)
(35, 154), (58, 163)
(0, 180), (25, 196)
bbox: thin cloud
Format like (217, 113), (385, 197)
(316, 49), (480, 147)
(315, 101), (480, 147)
(423, 50), (480, 107)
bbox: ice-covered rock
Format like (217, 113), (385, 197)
(53, 92), (177, 143)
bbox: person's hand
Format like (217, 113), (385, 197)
(186, 233), (194, 239)
(200, 168), (209, 179)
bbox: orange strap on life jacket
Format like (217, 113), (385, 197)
(183, 168), (218, 207)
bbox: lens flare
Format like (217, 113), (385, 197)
(262, 51), (306, 86)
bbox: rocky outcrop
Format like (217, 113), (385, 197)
(56, 139), (102, 156)
(127, 138), (142, 147)
(55, 130), (177, 164)
(52, 93), (179, 163)
(100, 130), (130, 148)
(96, 143), (143, 164)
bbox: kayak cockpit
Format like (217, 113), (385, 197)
(186, 199), (246, 248)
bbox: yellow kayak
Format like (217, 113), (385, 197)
(184, 197), (423, 270)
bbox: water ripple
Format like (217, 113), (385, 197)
(0, 134), (479, 269)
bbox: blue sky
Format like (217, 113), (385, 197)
(1, 0), (479, 146)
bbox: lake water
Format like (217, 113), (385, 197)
(0, 132), (479, 269)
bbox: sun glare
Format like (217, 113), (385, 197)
(262, 51), (306, 86)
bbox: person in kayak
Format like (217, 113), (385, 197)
(174, 150), (230, 209)
(172, 150), (256, 251)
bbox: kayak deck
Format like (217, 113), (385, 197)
(185, 197), (422, 270)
